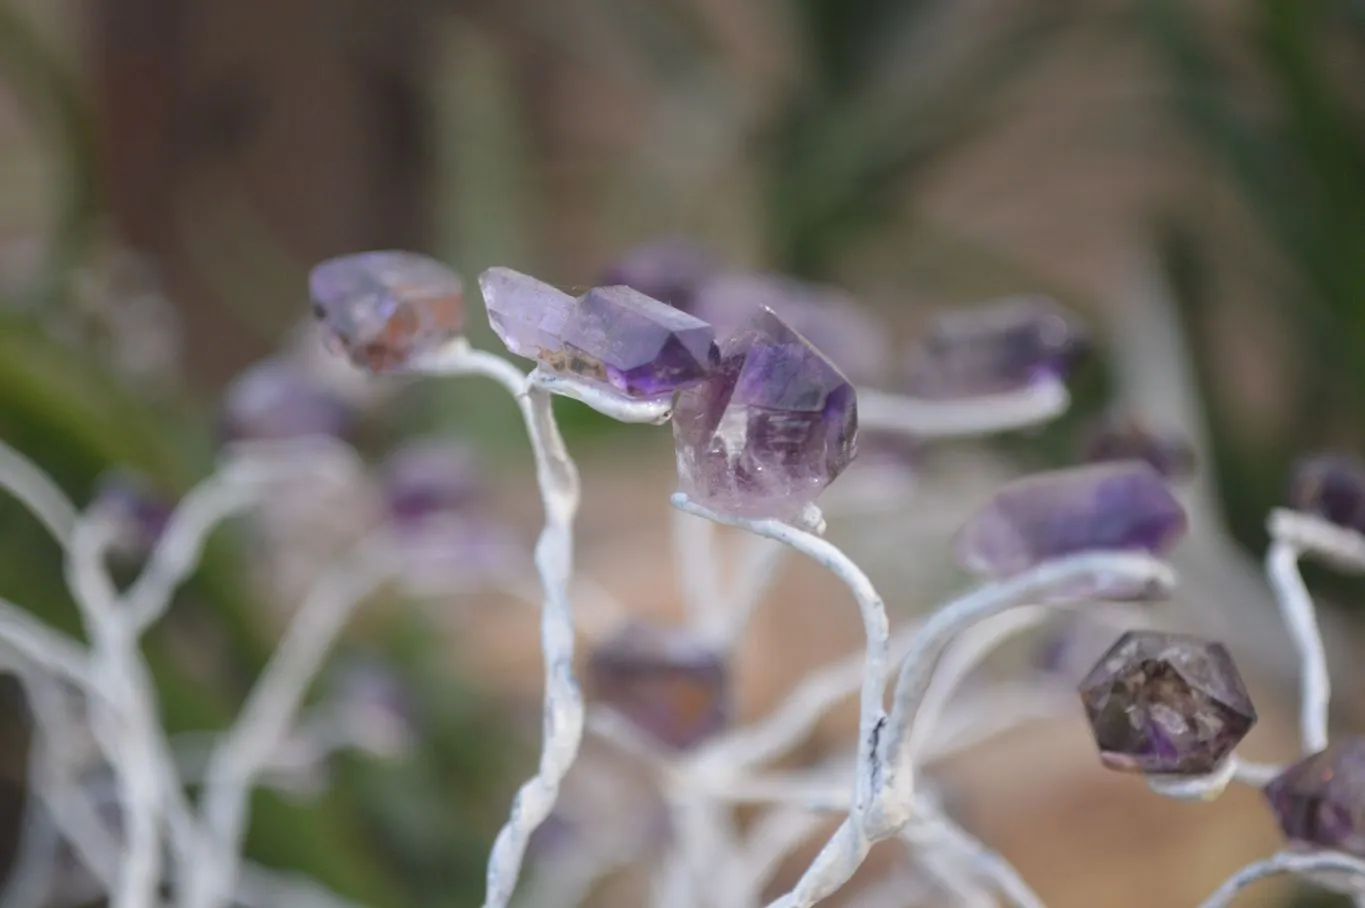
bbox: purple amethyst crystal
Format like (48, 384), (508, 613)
(1289, 454), (1365, 534)
(1078, 630), (1257, 775)
(220, 357), (351, 442)
(1080, 413), (1196, 482)
(954, 461), (1187, 581)
(479, 267), (577, 361)
(93, 471), (172, 561)
(905, 295), (1087, 399)
(691, 272), (889, 385)
(588, 622), (729, 751)
(309, 251), (465, 373)
(599, 238), (718, 312)
(672, 308), (858, 520)
(547, 285), (720, 399)
(380, 440), (484, 524)
(1264, 738), (1365, 857)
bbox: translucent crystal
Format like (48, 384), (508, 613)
(309, 250), (464, 373)
(955, 461), (1186, 584)
(1078, 630), (1257, 775)
(1289, 454), (1365, 534)
(588, 622), (729, 750)
(1264, 737), (1365, 857)
(672, 308), (858, 520)
(1080, 413), (1196, 482)
(220, 357), (351, 442)
(905, 295), (1087, 399)
(547, 285), (720, 399)
(600, 238), (718, 312)
(479, 267), (577, 361)
(380, 440), (484, 524)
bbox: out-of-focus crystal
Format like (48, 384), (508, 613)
(1078, 630), (1257, 775)
(672, 308), (858, 520)
(220, 357), (351, 442)
(599, 239), (718, 312)
(309, 250), (464, 373)
(1289, 454), (1365, 534)
(1265, 737), (1365, 857)
(1080, 413), (1196, 482)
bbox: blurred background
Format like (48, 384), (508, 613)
(2, 0), (1365, 905)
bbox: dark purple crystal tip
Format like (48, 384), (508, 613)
(309, 250), (464, 373)
(955, 460), (1187, 580)
(1079, 630), (1257, 776)
(672, 307), (858, 520)
(588, 622), (730, 751)
(1265, 737), (1365, 857)
(1289, 454), (1365, 535)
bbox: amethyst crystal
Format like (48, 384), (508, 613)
(599, 238), (718, 312)
(381, 440), (484, 524)
(1264, 738), (1365, 857)
(1080, 414), (1196, 482)
(588, 622), (729, 750)
(479, 267), (577, 361)
(93, 471), (172, 561)
(1289, 454), (1365, 534)
(905, 295), (1087, 399)
(220, 357), (351, 442)
(329, 656), (419, 760)
(547, 285), (719, 398)
(309, 251), (464, 373)
(691, 272), (889, 384)
(672, 308), (858, 520)
(1078, 630), (1257, 775)
(954, 461), (1187, 581)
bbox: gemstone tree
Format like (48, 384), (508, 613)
(672, 308), (858, 521)
(1078, 630), (1257, 776)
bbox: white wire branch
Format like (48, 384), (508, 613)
(1265, 513), (1332, 754)
(414, 339), (584, 908)
(527, 368), (674, 424)
(855, 381), (1068, 439)
(1198, 849), (1365, 908)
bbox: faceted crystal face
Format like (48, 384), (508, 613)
(691, 272), (889, 384)
(955, 461), (1187, 584)
(905, 295), (1087, 399)
(220, 358), (351, 442)
(672, 308), (859, 520)
(1080, 413), (1196, 482)
(1078, 631), (1257, 776)
(1265, 738), (1365, 857)
(599, 239), (718, 312)
(479, 267), (577, 361)
(1289, 454), (1365, 534)
(547, 285), (720, 398)
(381, 441), (484, 525)
(588, 622), (730, 751)
(309, 251), (464, 373)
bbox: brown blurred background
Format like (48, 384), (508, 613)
(3, 0), (1365, 905)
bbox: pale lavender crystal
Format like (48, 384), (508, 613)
(673, 308), (858, 520)
(220, 357), (351, 442)
(905, 295), (1087, 399)
(588, 622), (729, 751)
(1289, 453), (1365, 534)
(1265, 737), (1365, 856)
(547, 285), (719, 398)
(691, 272), (889, 384)
(1079, 630), (1257, 775)
(478, 267), (576, 361)
(600, 238), (718, 312)
(381, 440), (484, 524)
(955, 460), (1186, 583)
(309, 250), (464, 373)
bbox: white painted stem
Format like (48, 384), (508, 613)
(417, 341), (584, 908)
(1198, 850), (1365, 908)
(1265, 538), (1330, 753)
(854, 381), (1068, 439)
(528, 369), (674, 424)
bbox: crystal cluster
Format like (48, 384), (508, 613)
(309, 251), (465, 373)
(672, 308), (859, 520)
(481, 269), (719, 400)
(220, 357), (351, 442)
(1264, 738), (1365, 857)
(1078, 630), (1257, 775)
(1289, 454), (1365, 534)
(587, 622), (729, 751)
(1080, 413), (1196, 482)
(954, 461), (1186, 584)
(905, 295), (1087, 399)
